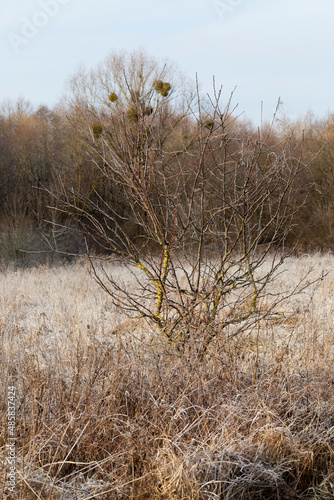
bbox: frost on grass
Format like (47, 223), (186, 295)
(0, 255), (334, 499)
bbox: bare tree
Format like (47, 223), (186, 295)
(48, 52), (319, 353)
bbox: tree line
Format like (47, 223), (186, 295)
(0, 51), (333, 266)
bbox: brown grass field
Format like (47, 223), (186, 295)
(1, 254), (334, 499)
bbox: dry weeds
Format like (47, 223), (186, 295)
(1, 255), (334, 499)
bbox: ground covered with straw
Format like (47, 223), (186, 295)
(1, 255), (334, 499)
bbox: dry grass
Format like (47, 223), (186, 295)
(1, 255), (334, 499)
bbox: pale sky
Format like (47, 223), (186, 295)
(2, 0), (334, 123)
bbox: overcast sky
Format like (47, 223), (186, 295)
(2, 0), (334, 123)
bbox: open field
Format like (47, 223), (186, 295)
(1, 254), (334, 499)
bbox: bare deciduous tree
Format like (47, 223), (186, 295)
(48, 51), (320, 353)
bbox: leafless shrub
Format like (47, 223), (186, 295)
(48, 52), (322, 352)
